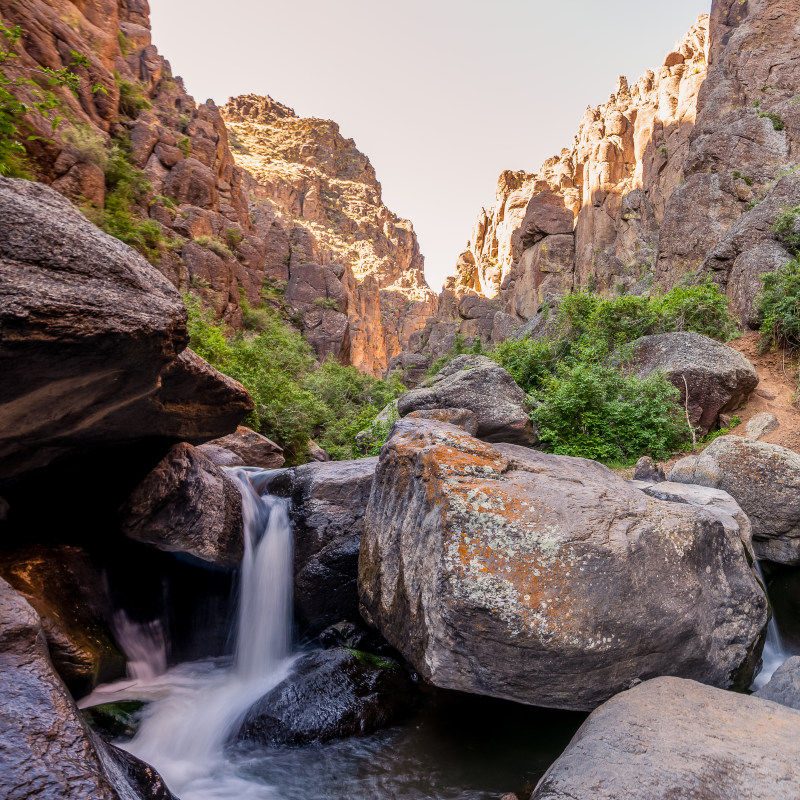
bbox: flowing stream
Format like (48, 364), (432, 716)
(752, 560), (793, 690)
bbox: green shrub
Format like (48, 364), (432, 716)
(185, 295), (404, 463)
(176, 135), (191, 157)
(759, 111), (785, 131)
(531, 362), (687, 464)
(115, 73), (151, 118)
(193, 234), (235, 260)
(61, 123), (108, 168)
(312, 296), (339, 311)
(427, 331), (485, 377)
(757, 259), (800, 350)
(772, 206), (800, 254)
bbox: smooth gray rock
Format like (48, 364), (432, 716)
(237, 647), (414, 745)
(754, 656), (800, 710)
(746, 411), (779, 441)
(202, 425), (284, 469)
(631, 331), (758, 435)
(0, 177), (252, 483)
(270, 458), (377, 633)
(196, 443), (246, 467)
(0, 578), (174, 800)
(669, 435), (800, 565)
(633, 456), (665, 482)
(359, 418), (767, 711)
(531, 677), (800, 800)
(397, 355), (538, 446)
(120, 442), (244, 568)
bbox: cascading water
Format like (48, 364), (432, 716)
(112, 609), (168, 681)
(83, 467), (296, 799)
(752, 560), (791, 690)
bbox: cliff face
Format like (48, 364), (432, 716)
(0, 0), (435, 375)
(413, 2), (800, 366)
(408, 16), (710, 362)
(221, 95), (436, 375)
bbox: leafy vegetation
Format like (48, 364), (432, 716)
(427, 331), (485, 377)
(490, 282), (738, 465)
(186, 294), (404, 462)
(772, 206), (800, 255)
(757, 259), (800, 351)
(193, 234), (234, 260)
(759, 111), (785, 131)
(115, 73), (151, 118)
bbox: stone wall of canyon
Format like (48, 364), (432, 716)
(408, 1), (800, 367)
(0, 0), (435, 375)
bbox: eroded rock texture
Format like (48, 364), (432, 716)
(0, 177), (252, 484)
(669, 435), (800, 565)
(531, 677), (800, 800)
(0, 577), (174, 800)
(222, 95), (437, 374)
(359, 418), (766, 711)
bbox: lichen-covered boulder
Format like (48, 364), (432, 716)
(270, 458), (378, 633)
(531, 677), (800, 800)
(237, 647), (415, 745)
(359, 418), (767, 711)
(669, 435), (800, 565)
(631, 331), (758, 435)
(0, 578), (174, 800)
(396, 355), (538, 446)
(120, 443), (244, 568)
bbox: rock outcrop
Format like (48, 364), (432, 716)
(396, 355), (538, 446)
(201, 425), (285, 469)
(237, 647), (414, 746)
(631, 331), (758, 434)
(221, 95), (437, 374)
(0, 577), (174, 800)
(0, 177), (252, 485)
(754, 656), (800, 710)
(359, 418), (766, 711)
(0, 546), (124, 697)
(531, 677), (800, 800)
(669, 435), (800, 565)
(271, 458), (378, 633)
(120, 443), (245, 568)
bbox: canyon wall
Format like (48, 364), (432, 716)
(0, 0), (435, 375)
(410, 3), (800, 365)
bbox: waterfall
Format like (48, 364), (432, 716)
(752, 560), (790, 690)
(112, 609), (168, 681)
(115, 467), (295, 797)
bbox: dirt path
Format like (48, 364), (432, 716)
(726, 332), (800, 454)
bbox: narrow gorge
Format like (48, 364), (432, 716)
(1, 1), (800, 800)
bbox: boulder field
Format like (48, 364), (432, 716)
(359, 417), (767, 711)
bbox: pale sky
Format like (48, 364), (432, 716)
(149, 0), (709, 291)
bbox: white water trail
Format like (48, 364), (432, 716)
(752, 560), (790, 690)
(112, 609), (168, 681)
(114, 467), (295, 797)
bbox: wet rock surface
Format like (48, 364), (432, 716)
(631, 332), (758, 435)
(754, 656), (800, 711)
(270, 457), (377, 633)
(0, 577), (173, 800)
(237, 647), (415, 746)
(669, 436), (800, 565)
(397, 356), (538, 446)
(0, 545), (124, 697)
(531, 677), (800, 800)
(360, 418), (766, 711)
(121, 442), (245, 568)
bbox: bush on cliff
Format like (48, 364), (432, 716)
(757, 259), (800, 351)
(491, 282), (737, 464)
(185, 294), (403, 463)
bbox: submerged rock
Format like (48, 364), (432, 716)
(0, 545), (124, 697)
(631, 331), (758, 435)
(359, 418), (766, 711)
(0, 577), (174, 800)
(754, 656), (800, 711)
(121, 442), (244, 568)
(397, 355), (538, 446)
(0, 177), (252, 484)
(271, 458), (377, 633)
(237, 647), (415, 745)
(669, 435), (800, 565)
(531, 677), (800, 800)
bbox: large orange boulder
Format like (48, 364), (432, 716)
(359, 418), (767, 711)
